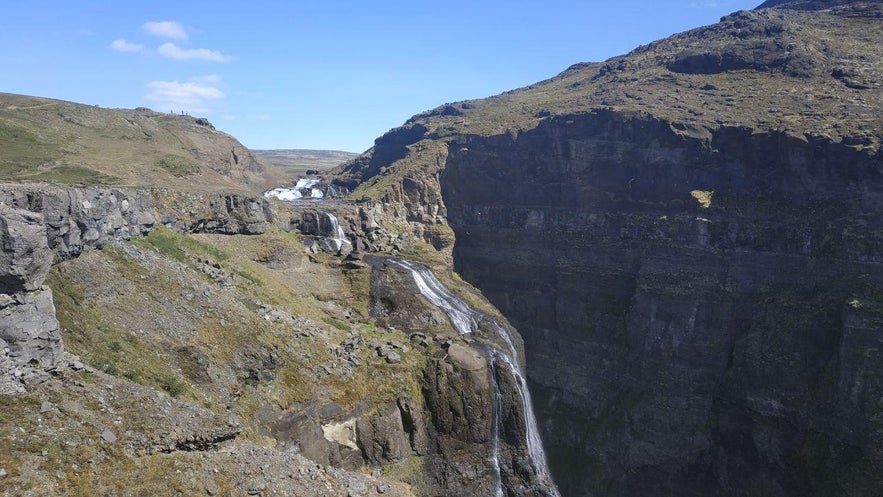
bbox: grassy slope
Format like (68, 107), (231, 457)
(0, 93), (289, 193)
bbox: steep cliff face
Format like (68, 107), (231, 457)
(443, 112), (883, 496)
(331, 1), (883, 495)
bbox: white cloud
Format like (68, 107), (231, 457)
(142, 21), (187, 41)
(144, 77), (226, 113)
(192, 74), (223, 84)
(110, 38), (146, 53)
(157, 42), (232, 62)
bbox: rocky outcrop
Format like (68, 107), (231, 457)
(0, 287), (61, 368)
(357, 399), (427, 465)
(0, 207), (53, 291)
(299, 210), (354, 255)
(0, 206), (62, 375)
(0, 186), (155, 262)
(0, 185), (310, 387)
(367, 258), (561, 496)
(153, 190), (279, 235)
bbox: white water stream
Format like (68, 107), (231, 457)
(264, 177), (324, 200)
(323, 211), (349, 252)
(387, 259), (479, 335)
(389, 258), (560, 496)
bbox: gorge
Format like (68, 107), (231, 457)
(1, 0), (882, 496)
(329, 0), (883, 495)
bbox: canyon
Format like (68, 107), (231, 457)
(330, 1), (883, 495)
(1, 0), (882, 496)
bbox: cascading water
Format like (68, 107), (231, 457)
(264, 177), (324, 200)
(488, 351), (506, 497)
(493, 341), (556, 491)
(387, 259), (478, 335)
(323, 212), (349, 252)
(388, 258), (560, 496)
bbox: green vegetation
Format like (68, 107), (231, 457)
(323, 317), (351, 332)
(0, 92), (286, 192)
(690, 190), (713, 209)
(156, 155), (198, 176)
(0, 119), (60, 179)
(131, 225), (228, 265)
(48, 266), (193, 399)
(29, 165), (120, 185)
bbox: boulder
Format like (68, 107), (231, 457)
(0, 288), (63, 367)
(356, 403), (411, 465)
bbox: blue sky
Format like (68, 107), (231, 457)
(1, 1), (758, 153)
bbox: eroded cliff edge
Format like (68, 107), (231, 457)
(330, 1), (883, 495)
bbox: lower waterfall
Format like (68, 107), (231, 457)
(322, 212), (349, 252)
(389, 258), (560, 496)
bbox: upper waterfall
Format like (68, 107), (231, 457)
(264, 177), (324, 201)
(388, 258), (560, 496)
(387, 259), (478, 335)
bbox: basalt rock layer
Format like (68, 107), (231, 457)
(332, 1), (883, 495)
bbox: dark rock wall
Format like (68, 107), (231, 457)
(440, 111), (883, 496)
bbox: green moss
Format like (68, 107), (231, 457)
(690, 190), (714, 209)
(382, 455), (427, 489)
(130, 225), (228, 265)
(323, 317), (352, 332)
(230, 265), (262, 286)
(158, 374), (187, 397)
(156, 155), (198, 176)
(343, 267), (371, 316)
(47, 260), (192, 400)
(29, 165), (120, 185)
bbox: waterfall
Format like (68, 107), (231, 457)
(264, 177), (324, 200)
(489, 353), (506, 497)
(494, 341), (556, 492)
(389, 258), (560, 496)
(387, 259), (478, 335)
(319, 212), (350, 253)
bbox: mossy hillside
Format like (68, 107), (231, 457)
(0, 118), (62, 178)
(0, 92), (287, 192)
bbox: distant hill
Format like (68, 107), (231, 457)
(0, 92), (287, 193)
(254, 149), (358, 177)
